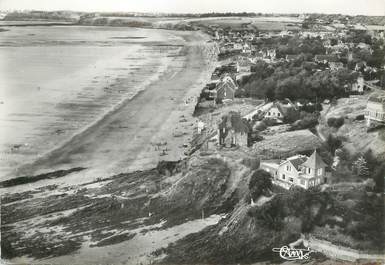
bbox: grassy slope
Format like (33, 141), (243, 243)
(319, 95), (385, 157)
(160, 184), (383, 264)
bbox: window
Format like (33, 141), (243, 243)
(286, 165), (291, 171)
(278, 112), (281, 117)
(289, 178), (294, 183)
(282, 174), (286, 180)
(317, 168), (322, 176)
(307, 168), (311, 174)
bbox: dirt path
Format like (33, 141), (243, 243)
(316, 104), (332, 142)
(12, 31), (217, 183)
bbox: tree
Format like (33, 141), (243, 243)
(326, 134), (342, 155)
(248, 169), (272, 201)
(352, 156), (370, 178)
(327, 117), (345, 128)
(372, 163), (385, 192)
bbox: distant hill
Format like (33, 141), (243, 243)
(3, 10), (82, 22)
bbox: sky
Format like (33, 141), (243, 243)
(0, 0), (384, 16)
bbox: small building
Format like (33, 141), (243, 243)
(329, 61), (344, 71)
(351, 75), (365, 93)
(237, 58), (255, 73)
(241, 43), (252, 55)
(285, 54), (301, 62)
(260, 150), (329, 190)
(355, 61), (367, 72)
(233, 43), (243, 51)
(215, 76), (237, 103)
(197, 121), (205, 133)
(263, 101), (299, 122)
(366, 25), (385, 40)
(279, 30), (293, 37)
(267, 49), (276, 60)
(356, 42), (371, 50)
(218, 112), (251, 148)
(314, 54), (339, 64)
(264, 102), (285, 120)
(254, 51), (266, 61)
(365, 93), (385, 127)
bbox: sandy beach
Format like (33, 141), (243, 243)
(4, 28), (218, 187)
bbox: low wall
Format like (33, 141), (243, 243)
(302, 235), (384, 262)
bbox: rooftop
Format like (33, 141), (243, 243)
(301, 150), (327, 169)
(286, 155), (308, 170)
(218, 112), (251, 134)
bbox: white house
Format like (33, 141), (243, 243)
(365, 93), (385, 127)
(263, 101), (298, 122)
(260, 150), (329, 190)
(242, 43), (252, 55)
(264, 103), (284, 120)
(351, 75), (365, 93)
(197, 121), (205, 133)
(236, 58), (255, 73)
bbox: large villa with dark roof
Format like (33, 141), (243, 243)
(260, 150), (330, 189)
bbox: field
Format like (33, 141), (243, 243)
(253, 129), (323, 158)
(189, 16), (302, 31)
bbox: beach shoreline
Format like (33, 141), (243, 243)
(3, 28), (218, 189)
(1, 27), (221, 265)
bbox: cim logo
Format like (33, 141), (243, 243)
(272, 246), (316, 261)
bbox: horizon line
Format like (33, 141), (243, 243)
(0, 9), (383, 17)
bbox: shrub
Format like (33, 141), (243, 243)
(248, 169), (272, 201)
(241, 157), (260, 170)
(326, 134), (343, 155)
(289, 112), (319, 130)
(327, 117), (345, 128)
(355, 114), (365, 121)
(254, 121), (267, 131)
(262, 118), (279, 127)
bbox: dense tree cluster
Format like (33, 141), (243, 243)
(248, 169), (272, 201)
(238, 60), (356, 101)
(341, 192), (384, 249)
(249, 187), (329, 232)
(275, 37), (326, 58)
(251, 35), (326, 59)
(289, 111), (319, 131)
(332, 148), (384, 192)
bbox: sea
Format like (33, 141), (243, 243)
(0, 25), (183, 178)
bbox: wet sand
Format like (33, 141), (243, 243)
(11, 30), (218, 185)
